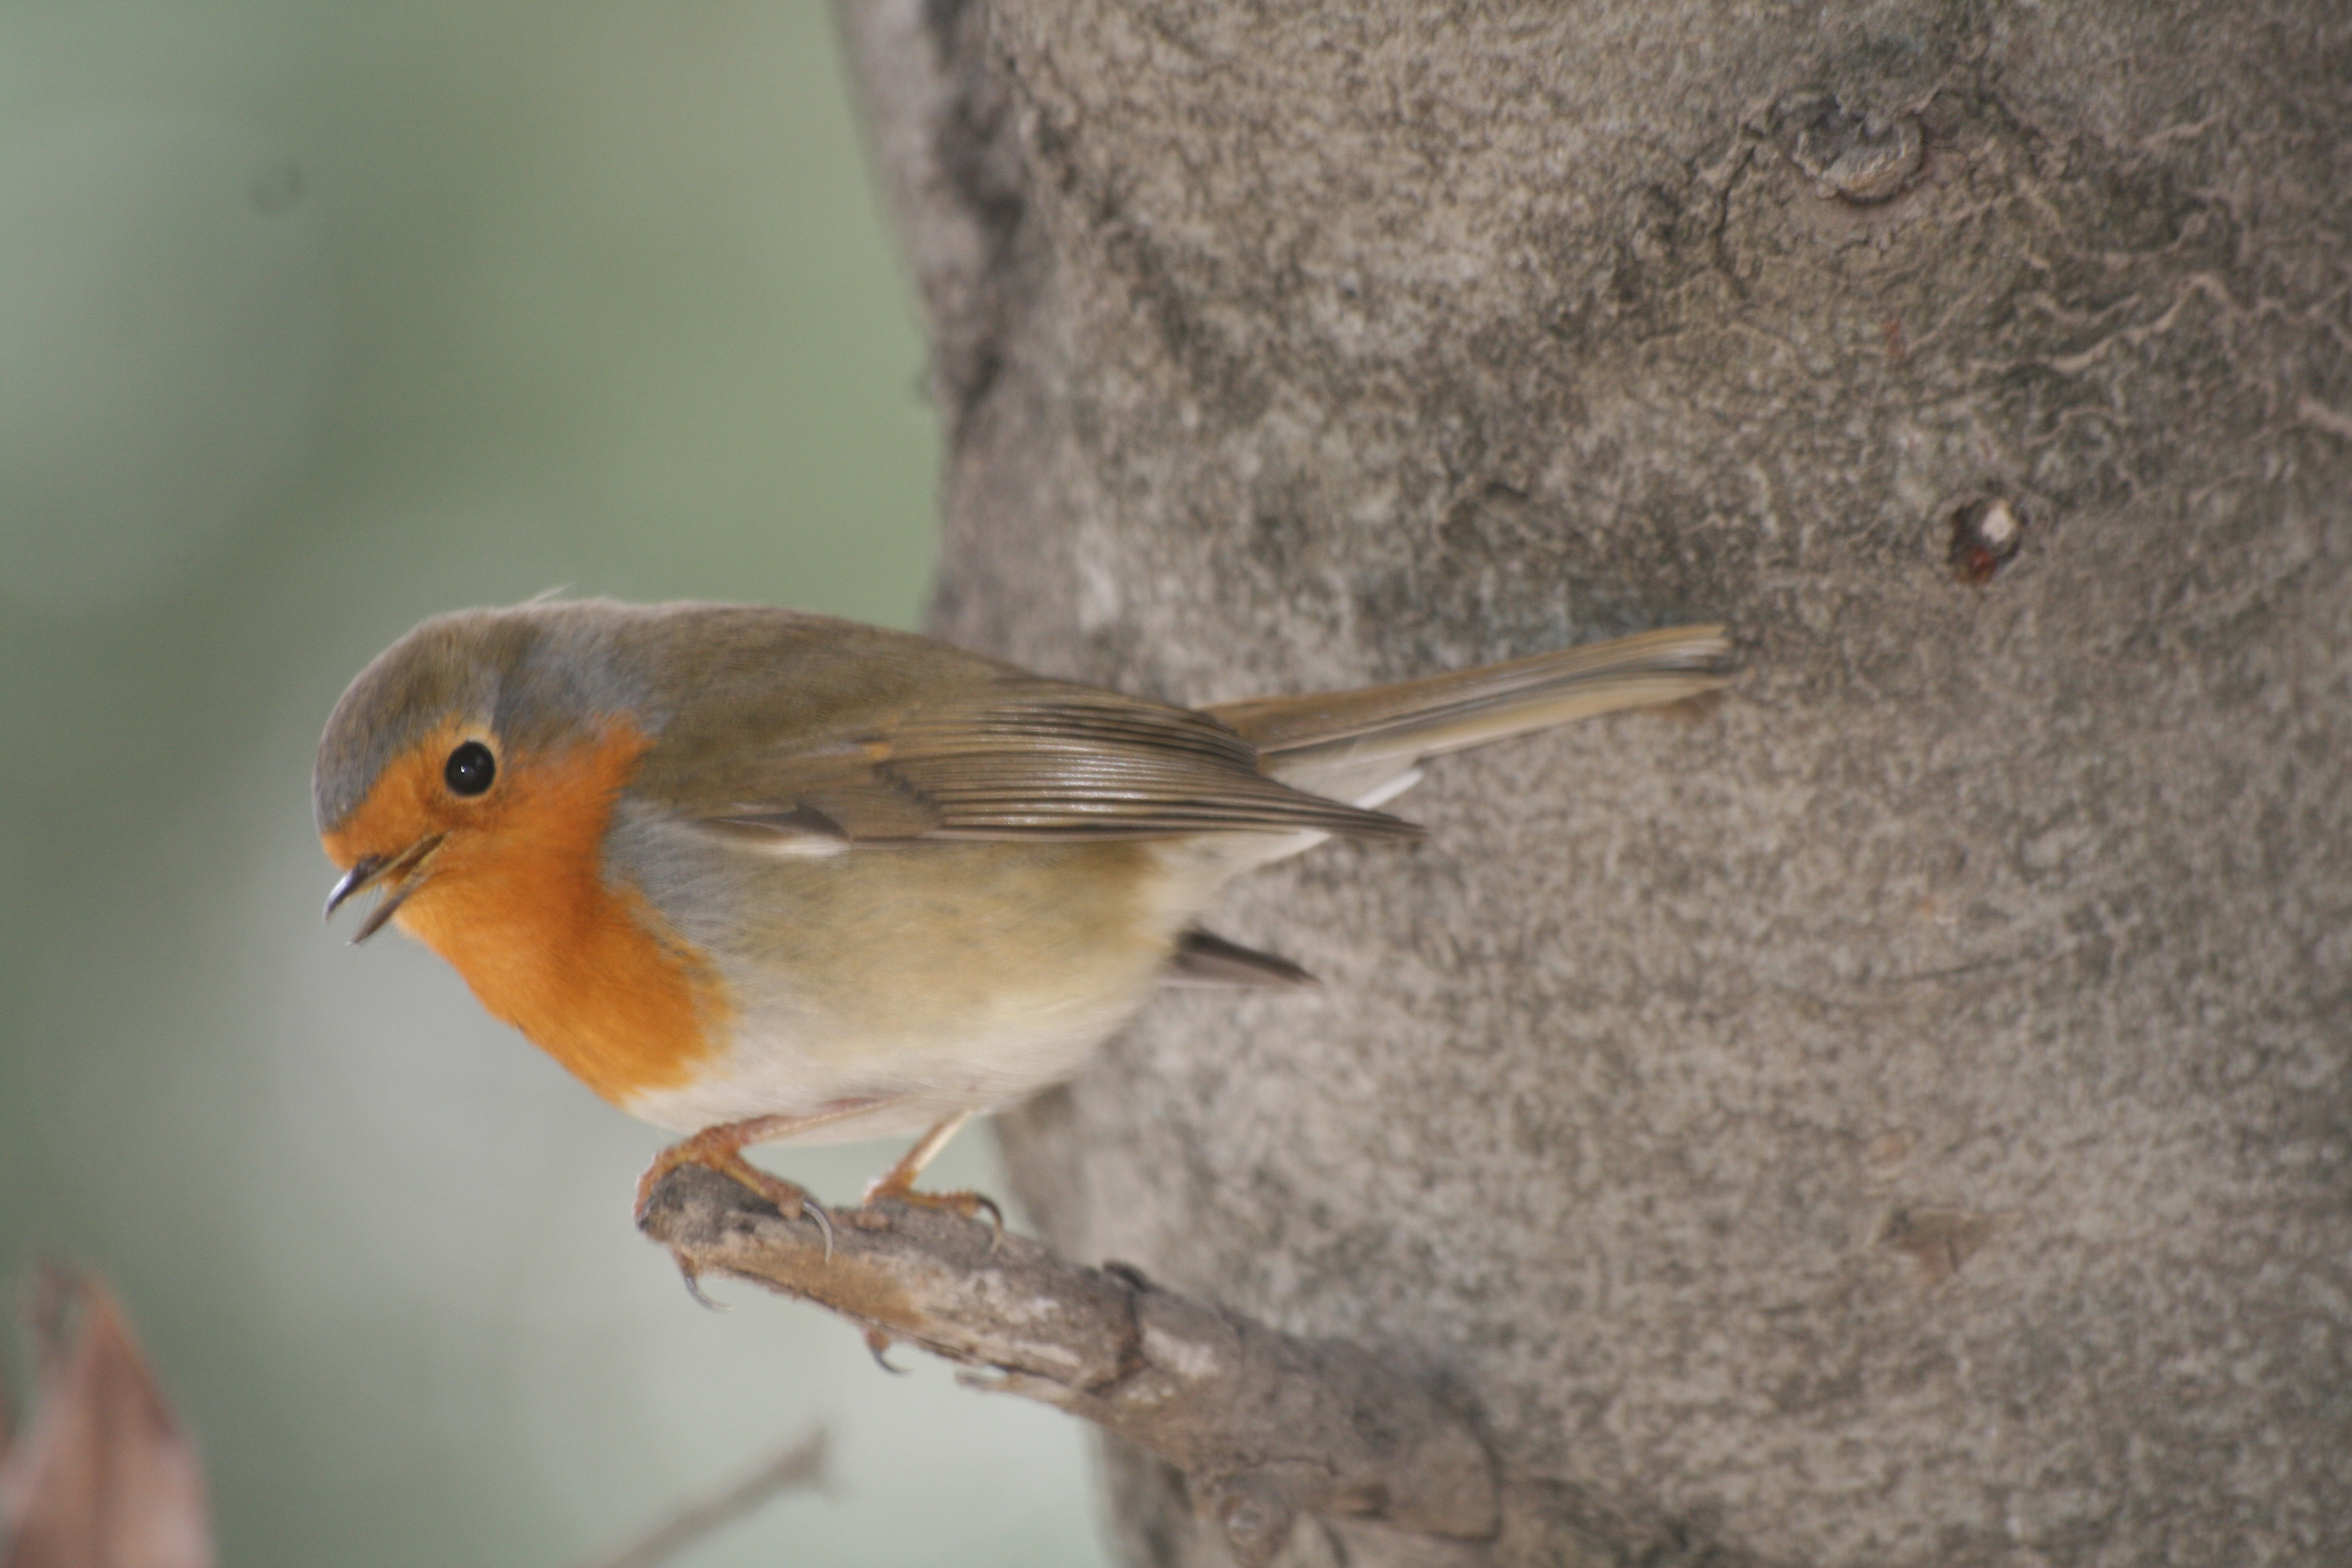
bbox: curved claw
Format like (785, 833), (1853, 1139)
(675, 1259), (728, 1312)
(971, 1193), (1005, 1253)
(864, 1327), (907, 1375)
(799, 1195), (837, 1264)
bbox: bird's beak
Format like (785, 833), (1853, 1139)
(323, 834), (446, 944)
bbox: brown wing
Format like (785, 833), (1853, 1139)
(662, 673), (1418, 847)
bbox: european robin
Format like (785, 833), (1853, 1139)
(315, 601), (1727, 1232)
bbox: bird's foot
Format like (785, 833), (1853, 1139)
(849, 1110), (1001, 1245)
(858, 1171), (1004, 1246)
(637, 1123), (837, 1261)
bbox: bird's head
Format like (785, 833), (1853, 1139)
(313, 604), (649, 942)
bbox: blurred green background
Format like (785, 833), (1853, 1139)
(0, 4), (1108, 1564)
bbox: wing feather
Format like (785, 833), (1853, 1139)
(659, 673), (1416, 846)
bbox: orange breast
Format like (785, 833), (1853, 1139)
(327, 722), (727, 1106)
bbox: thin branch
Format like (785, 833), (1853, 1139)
(637, 1167), (1499, 1568)
(570, 1426), (827, 1568)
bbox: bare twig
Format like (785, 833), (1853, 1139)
(638, 1167), (1498, 1568)
(570, 1426), (827, 1568)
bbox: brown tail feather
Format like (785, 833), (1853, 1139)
(1209, 626), (1730, 791)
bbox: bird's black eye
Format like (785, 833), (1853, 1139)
(443, 740), (497, 797)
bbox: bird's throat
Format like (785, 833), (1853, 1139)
(389, 724), (730, 1105)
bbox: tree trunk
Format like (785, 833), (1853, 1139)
(838, 2), (2352, 1563)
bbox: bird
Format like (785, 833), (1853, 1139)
(315, 599), (1728, 1233)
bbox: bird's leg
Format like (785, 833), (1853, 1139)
(635, 1103), (887, 1252)
(860, 1111), (1002, 1238)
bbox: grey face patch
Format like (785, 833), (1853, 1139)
(489, 607), (659, 758)
(312, 610), (531, 834)
(312, 601), (669, 836)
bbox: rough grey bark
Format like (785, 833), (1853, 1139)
(837, 3), (2352, 1565)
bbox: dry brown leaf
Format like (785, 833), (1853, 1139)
(0, 1270), (215, 1568)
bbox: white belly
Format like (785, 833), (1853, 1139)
(618, 972), (1155, 1139)
(606, 817), (1212, 1140)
